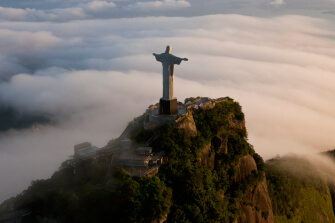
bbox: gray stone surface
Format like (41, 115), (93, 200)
(143, 97), (229, 131)
(153, 45), (188, 100)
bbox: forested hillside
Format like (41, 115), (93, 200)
(266, 155), (335, 222)
(5, 98), (326, 222)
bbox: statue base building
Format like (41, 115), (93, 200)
(159, 98), (178, 115)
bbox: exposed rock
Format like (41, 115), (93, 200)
(199, 101), (216, 110)
(236, 155), (257, 182)
(236, 178), (274, 223)
(175, 110), (197, 137)
(235, 155), (274, 223)
(152, 214), (167, 223)
(143, 102), (197, 136)
(197, 143), (215, 170)
(228, 113), (245, 130)
(211, 136), (228, 154)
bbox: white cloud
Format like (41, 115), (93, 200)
(0, 0), (190, 22)
(0, 69), (159, 116)
(84, 0), (116, 10)
(124, 0), (191, 11)
(269, 0), (286, 6)
(0, 6), (87, 22)
(1, 13), (335, 202)
(0, 30), (60, 52)
(0, 6), (26, 20)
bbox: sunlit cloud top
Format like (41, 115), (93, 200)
(0, 0), (191, 22)
(1, 0), (335, 204)
(1, 0), (335, 22)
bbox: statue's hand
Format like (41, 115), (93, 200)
(183, 58), (188, 61)
(153, 53), (156, 56)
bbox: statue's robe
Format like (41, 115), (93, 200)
(154, 53), (183, 100)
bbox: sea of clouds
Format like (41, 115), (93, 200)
(1, 0), (335, 202)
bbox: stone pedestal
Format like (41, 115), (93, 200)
(159, 98), (178, 115)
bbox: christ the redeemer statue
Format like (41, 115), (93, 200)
(153, 45), (188, 115)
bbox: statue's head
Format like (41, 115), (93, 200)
(165, 45), (172, 54)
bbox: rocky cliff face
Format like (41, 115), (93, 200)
(187, 98), (274, 223)
(235, 155), (274, 223)
(197, 144), (274, 222)
(0, 97), (276, 223)
(197, 143), (215, 170)
(175, 110), (197, 138)
(236, 155), (257, 182)
(236, 178), (274, 223)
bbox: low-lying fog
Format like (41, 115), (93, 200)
(1, 0), (335, 202)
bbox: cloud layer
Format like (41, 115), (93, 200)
(1, 0), (335, 202)
(0, 0), (191, 22)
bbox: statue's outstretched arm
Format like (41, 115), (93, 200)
(183, 58), (188, 61)
(153, 53), (161, 62)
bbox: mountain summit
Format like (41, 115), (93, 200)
(2, 97), (335, 222)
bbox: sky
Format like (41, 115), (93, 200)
(1, 0), (335, 202)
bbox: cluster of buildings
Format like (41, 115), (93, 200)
(73, 140), (164, 178)
(73, 97), (229, 178)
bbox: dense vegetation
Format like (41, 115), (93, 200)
(0, 99), (266, 222)
(266, 156), (335, 222)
